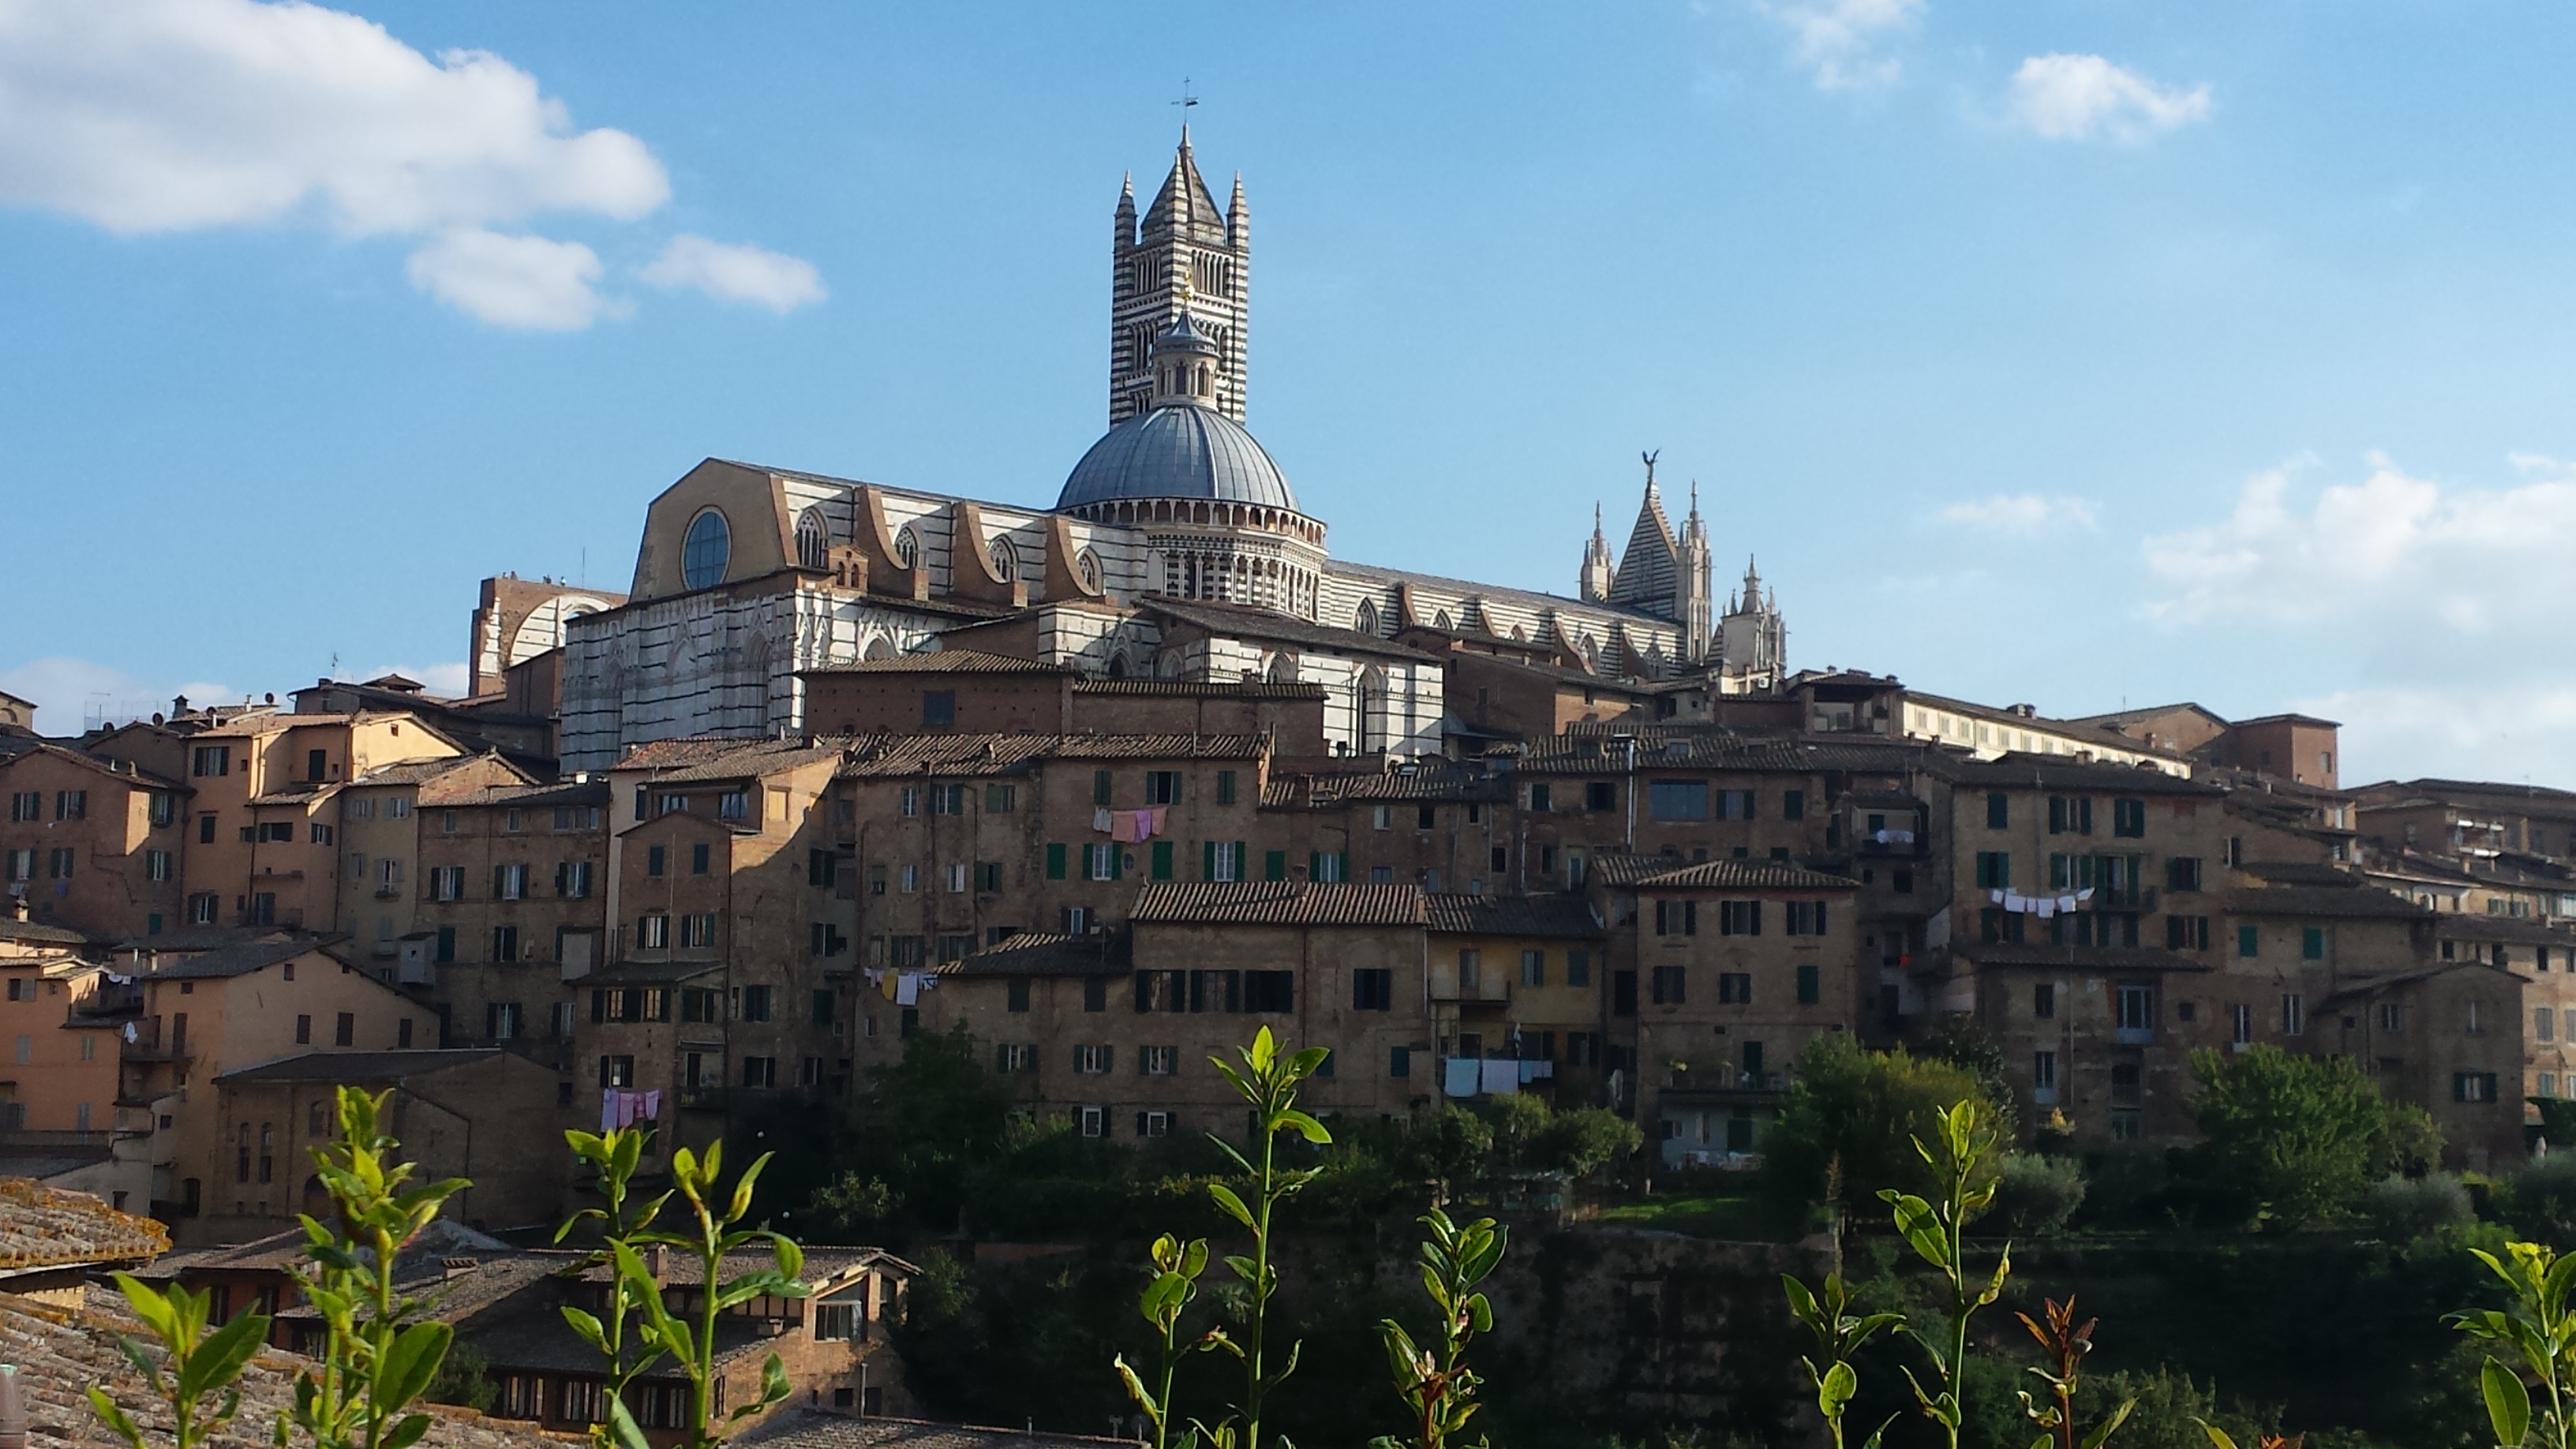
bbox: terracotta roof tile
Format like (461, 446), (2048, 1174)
(0, 1179), (167, 1277)
(1589, 853), (1857, 890)
(1422, 893), (1602, 939)
(1130, 882), (1426, 927)
(799, 650), (1073, 676)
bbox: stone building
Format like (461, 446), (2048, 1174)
(0, 742), (189, 940)
(540, 137), (1789, 774)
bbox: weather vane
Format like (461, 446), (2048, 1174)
(1174, 79), (1199, 122)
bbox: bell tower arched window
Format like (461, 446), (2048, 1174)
(794, 508), (829, 571)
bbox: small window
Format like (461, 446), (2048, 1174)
(923, 691), (957, 729)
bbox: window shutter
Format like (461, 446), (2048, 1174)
(1151, 841), (1174, 880)
(1046, 843), (1066, 880)
(1750, 901), (1763, 936)
(1265, 850), (1286, 882)
(1112, 845), (1125, 881)
(1234, 842), (1248, 882)
(1204, 841), (1217, 880)
(1797, 964), (1820, 1005)
(1310, 851), (1322, 879)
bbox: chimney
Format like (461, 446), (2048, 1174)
(646, 1244), (668, 1283)
(6, 895), (28, 923)
(0, 1362), (26, 1449)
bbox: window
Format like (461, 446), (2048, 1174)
(1975, 852), (2011, 889)
(1784, 901), (1829, 935)
(1074, 1044), (1114, 1074)
(898, 788), (919, 818)
(54, 788), (87, 820)
(494, 863), (527, 900)
(2230, 1002), (2254, 1046)
(1653, 900), (1698, 936)
(2541, 1008), (2558, 1043)
(2301, 927), (2325, 960)
(6, 792), (36, 823)
(1567, 949), (1591, 987)
(1651, 965), (1687, 1005)
(2166, 856), (2203, 892)
(192, 745), (230, 777)
(1140, 1045), (1178, 1076)
(2033, 1050), (2058, 1101)
(996, 1043), (1037, 1074)
(1585, 781), (1616, 812)
(985, 784), (1017, 813)
(1717, 789), (1757, 820)
(739, 985), (773, 1021)
(1370, 804), (1393, 831)
(334, 1013), (354, 1046)
(1005, 978), (1032, 1013)
(2280, 993), (2305, 1036)
(681, 507), (732, 589)
(638, 914), (671, 949)
(2379, 1002), (2402, 1033)
(923, 691), (957, 729)
(1243, 971), (1295, 1013)
(1648, 781), (1709, 820)
(1352, 968), (1394, 1011)
(1136, 1110), (1172, 1138)
(692, 842), (712, 874)
(2112, 799), (2147, 837)
(1720, 900), (1761, 936)
(945, 863), (970, 893)
(1216, 770), (1237, 805)
(741, 1056), (778, 1088)
(1986, 792), (2009, 829)
(1520, 949), (1545, 987)
(1265, 849), (1288, 881)
(1530, 783), (1552, 812)
(1311, 851), (1347, 883)
(2468, 999), (2487, 1035)
(1150, 841), (1175, 880)
(2116, 985), (2155, 1038)
(2047, 797), (2095, 836)
(1086, 843), (1120, 881)
(2166, 915), (2211, 950)
(678, 913), (717, 948)
(1206, 841), (1243, 882)
(1783, 789), (1805, 821)
(1093, 770), (1113, 806)
(434, 927), (455, 963)
(2237, 925), (2260, 959)
(2456, 1072), (2500, 1103)
(646, 844), (667, 878)
(1, 850), (24, 883)
(559, 861), (593, 898)
(198, 813), (215, 844)
(491, 926), (519, 962)
(489, 1002), (525, 1040)
(1145, 771), (1181, 805)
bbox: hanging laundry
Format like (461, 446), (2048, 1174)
(641, 1089), (662, 1121)
(601, 1091), (619, 1133)
(1094, 807), (1114, 835)
(1481, 1059), (1521, 1095)
(1517, 1060), (1556, 1083)
(896, 972), (923, 1005)
(1443, 1058), (1481, 1099)
(2035, 897), (2056, 919)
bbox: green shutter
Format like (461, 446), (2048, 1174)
(1309, 851), (1322, 879)
(1094, 769), (1111, 806)
(1046, 843), (1066, 880)
(1203, 841), (1217, 880)
(1797, 964), (1819, 1005)
(1235, 841), (1248, 882)
(1111, 844), (1125, 881)
(1151, 841), (1174, 880)
(2239, 925), (2260, 958)
(1264, 850), (1286, 882)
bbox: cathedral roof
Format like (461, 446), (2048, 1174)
(1144, 132), (1226, 236)
(1056, 402), (1297, 511)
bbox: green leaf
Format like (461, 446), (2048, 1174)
(2482, 1356), (2532, 1448)
(607, 1396), (655, 1449)
(181, 1311), (269, 1402)
(2078, 1398), (2137, 1449)
(1276, 1109), (1332, 1144)
(1782, 1275), (1823, 1332)
(375, 1321), (452, 1412)
(1208, 1181), (1257, 1230)
(85, 1387), (144, 1449)
(2191, 1419), (2241, 1449)
(1820, 1359), (1858, 1417)
(381, 1413), (434, 1449)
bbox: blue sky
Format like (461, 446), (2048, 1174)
(7, 0), (2576, 784)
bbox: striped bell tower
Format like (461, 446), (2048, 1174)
(1110, 128), (1249, 425)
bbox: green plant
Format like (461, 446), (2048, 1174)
(1878, 1097), (2009, 1449)
(1781, 1271), (1901, 1449)
(1987, 1153), (2087, 1237)
(2188, 1046), (2440, 1229)
(556, 1125), (675, 1447)
(617, 1139), (809, 1449)
(83, 1275), (268, 1449)
(1762, 1035), (1998, 1227)
(286, 1086), (469, 1449)
(2016, 1295), (2135, 1449)
(1115, 1234), (1215, 1449)
(2363, 1173), (2473, 1242)
(2448, 1237), (2576, 1449)
(1369, 1208), (1508, 1449)
(1198, 1025), (1332, 1449)
(423, 1339), (498, 1413)
(2193, 1425), (2304, 1449)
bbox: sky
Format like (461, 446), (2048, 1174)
(5, 0), (2575, 786)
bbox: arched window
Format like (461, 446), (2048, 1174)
(1354, 599), (1380, 636)
(794, 509), (829, 570)
(1075, 548), (1103, 591)
(1106, 651), (1129, 679)
(1359, 667), (1391, 754)
(988, 534), (1017, 580)
(1434, 610), (1453, 631)
(681, 509), (731, 590)
(893, 526), (919, 569)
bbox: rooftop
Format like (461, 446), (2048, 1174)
(1422, 893), (1602, 939)
(214, 1048), (507, 1085)
(0, 1178), (168, 1279)
(740, 1409), (1141, 1449)
(940, 930), (1133, 977)
(799, 650), (1073, 677)
(1131, 881), (1427, 928)
(1593, 855), (1860, 891)
(146, 934), (340, 981)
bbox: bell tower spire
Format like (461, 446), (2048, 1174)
(1109, 122), (1249, 425)
(1579, 502), (1616, 601)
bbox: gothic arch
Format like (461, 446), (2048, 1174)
(1354, 598), (1380, 636)
(794, 508), (830, 571)
(862, 635), (897, 661)
(988, 534), (1018, 580)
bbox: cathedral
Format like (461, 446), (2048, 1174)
(525, 133), (1789, 771)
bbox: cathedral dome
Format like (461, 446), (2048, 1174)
(1056, 403), (1297, 511)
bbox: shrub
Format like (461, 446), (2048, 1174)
(1983, 1151), (2086, 1237)
(2493, 1151), (2576, 1248)
(2189, 1046), (2441, 1228)
(1759, 1034), (2000, 1226)
(2363, 1172), (2472, 1241)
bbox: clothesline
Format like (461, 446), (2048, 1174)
(600, 1089), (661, 1132)
(1989, 886), (2096, 918)
(864, 968), (941, 1005)
(1094, 807), (1169, 844)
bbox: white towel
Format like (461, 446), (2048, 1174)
(1481, 1059), (1521, 1095)
(1443, 1058), (1481, 1098)
(896, 972), (921, 1005)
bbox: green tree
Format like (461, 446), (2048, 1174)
(1762, 1035), (1999, 1225)
(1483, 1094), (1553, 1176)
(1533, 1106), (1644, 1181)
(83, 1276), (268, 1449)
(1403, 1106), (1496, 1197)
(2188, 1046), (2442, 1228)
(841, 1022), (1016, 1235)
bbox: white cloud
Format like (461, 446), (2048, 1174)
(354, 662), (470, 697)
(1755, 0), (1922, 90)
(2296, 686), (2576, 789)
(0, 657), (235, 734)
(406, 227), (605, 330)
(0, 0), (820, 328)
(640, 235), (826, 313)
(2009, 54), (2211, 141)
(0, 0), (668, 235)
(1936, 493), (2100, 533)
(2142, 454), (2576, 628)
